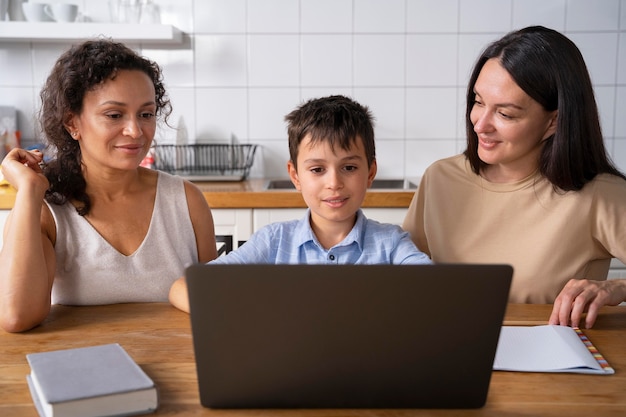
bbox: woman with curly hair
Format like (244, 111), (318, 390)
(0, 39), (217, 332)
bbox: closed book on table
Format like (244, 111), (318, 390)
(26, 343), (158, 417)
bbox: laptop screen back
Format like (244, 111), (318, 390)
(187, 264), (512, 409)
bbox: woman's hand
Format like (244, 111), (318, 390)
(1, 148), (49, 196)
(549, 278), (626, 328)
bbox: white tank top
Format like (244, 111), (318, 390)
(47, 171), (198, 305)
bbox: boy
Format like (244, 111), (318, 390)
(169, 95), (431, 312)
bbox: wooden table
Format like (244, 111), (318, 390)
(1, 303), (625, 416)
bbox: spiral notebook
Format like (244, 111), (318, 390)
(493, 325), (614, 374)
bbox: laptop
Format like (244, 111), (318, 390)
(186, 263), (513, 409)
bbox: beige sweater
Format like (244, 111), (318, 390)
(403, 154), (626, 304)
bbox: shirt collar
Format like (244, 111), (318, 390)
(293, 209), (366, 251)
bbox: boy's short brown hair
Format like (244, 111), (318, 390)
(285, 95), (375, 169)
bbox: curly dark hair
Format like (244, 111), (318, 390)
(40, 38), (172, 215)
(464, 26), (626, 191)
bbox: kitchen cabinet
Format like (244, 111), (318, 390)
(0, 22), (183, 44)
(253, 208), (305, 231)
(211, 209), (252, 255)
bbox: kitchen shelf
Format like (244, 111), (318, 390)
(0, 22), (183, 44)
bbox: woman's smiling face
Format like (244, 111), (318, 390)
(470, 58), (557, 183)
(67, 69), (157, 173)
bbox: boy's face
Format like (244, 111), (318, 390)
(288, 134), (377, 232)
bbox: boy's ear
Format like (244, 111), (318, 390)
(287, 160), (302, 191)
(367, 159), (377, 187)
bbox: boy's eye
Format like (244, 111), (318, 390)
(310, 167), (324, 174)
(344, 165), (358, 172)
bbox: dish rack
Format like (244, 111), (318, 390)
(153, 144), (258, 181)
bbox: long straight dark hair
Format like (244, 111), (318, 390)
(464, 26), (626, 191)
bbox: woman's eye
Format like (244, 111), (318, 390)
(106, 113), (122, 119)
(141, 112), (155, 119)
(498, 112), (513, 119)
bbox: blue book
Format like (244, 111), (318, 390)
(26, 343), (158, 417)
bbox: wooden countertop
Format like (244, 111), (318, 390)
(0, 178), (416, 209)
(2, 303), (625, 416)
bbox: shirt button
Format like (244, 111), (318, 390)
(329, 254), (335, 261)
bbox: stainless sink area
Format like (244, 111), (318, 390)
(264, 178), (418, 190)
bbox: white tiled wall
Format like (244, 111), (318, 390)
(1, 0), (625, 179)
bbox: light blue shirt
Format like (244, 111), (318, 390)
(212, 209), (432, 265)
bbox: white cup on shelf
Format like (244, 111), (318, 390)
(21, 2), (53, 22)
(44, 3), (78, 22)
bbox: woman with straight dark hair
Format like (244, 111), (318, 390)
(403, 26), (626, 329)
